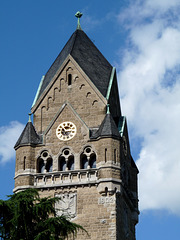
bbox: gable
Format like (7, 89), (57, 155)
(43, 102), (90, 149)
(32, 57), (107, 134)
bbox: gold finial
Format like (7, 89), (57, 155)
(75, 11), (83, 30)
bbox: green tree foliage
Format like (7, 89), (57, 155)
(0, 189), (84, 240)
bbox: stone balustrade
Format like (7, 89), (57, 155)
(34, 169), (98, 187)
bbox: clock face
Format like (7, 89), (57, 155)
(56, 122), (77, 141)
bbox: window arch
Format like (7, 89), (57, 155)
(38, 158), (45, 173)
(80, 146), (96, 169)
(37, 150), (53, 173)
(46, 158), (53, 172)
(81, 154), (88, 169)
(67, 155), (74, 170)
(59, 156), (66, 171)
(58, 148), (74, 171)
(89, 153), (96, 168)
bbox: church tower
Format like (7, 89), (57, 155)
(14, 13), (139, 240)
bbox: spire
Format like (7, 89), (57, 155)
(33, 29), (113, 102)
(14, 119), (42, 149)
(75, 11), (83, 30)
(90, 113), (120, 139)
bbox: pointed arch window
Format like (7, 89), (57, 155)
(37, 151), (53, 173)
(80, 146), (96, 169)
(46, 158), (53, 172)
(59, 156), (66, 171)
(81, 155), (88, 169)
(89, 153), (96, 168)
(58, 148), (74, 171)
(38, 158), (45, 173)
(67, 156), (74, 170)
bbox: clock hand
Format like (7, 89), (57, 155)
(65, 131), (71, 136)
(61, 128), (66, 135)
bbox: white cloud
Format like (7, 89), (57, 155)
(0, 122), (24, 164)
(118, 0), (180, 29)
(118, 1), (180, 214)
(145, 0), (180, 11)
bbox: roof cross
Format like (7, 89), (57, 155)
(75, 11), (83, 30)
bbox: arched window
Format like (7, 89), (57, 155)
(38, 158), (45, 173)
(37, 151), (53, 173)
(80, 146), (96, 169)
(59, 156), (66, 171)
(46, 158), (53, 172)
(67, 156), (74, 170)
(89, 153), (96, 168)
(68, 74), (72, 86)
(58, 148), (75, 171)
(81, 154), (88, 169)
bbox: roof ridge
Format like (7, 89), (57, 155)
(69, 29), (78, 55)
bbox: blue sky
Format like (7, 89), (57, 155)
(0, 0), (180, 239)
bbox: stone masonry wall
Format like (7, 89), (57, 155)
(32, 60), (107, 134)
(39, 186), (117, 240)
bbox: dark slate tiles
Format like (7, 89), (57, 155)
(36, 29), (112, 101)
(91, 113), (120, 139)
(14, 122), (42, 149)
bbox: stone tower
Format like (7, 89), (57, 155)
(14, 14), (139, 240)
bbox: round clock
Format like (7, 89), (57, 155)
(56, 122), (77, 141)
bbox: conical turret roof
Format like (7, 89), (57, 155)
(14, 121), (42, 149)
(91, 112), (120, 139)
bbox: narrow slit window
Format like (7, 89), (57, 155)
(23, 156), (26, 170)
(105, 148), (107, 163)
(114, 149), (116, 163)
(68, 74), (72, 86)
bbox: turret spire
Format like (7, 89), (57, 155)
(75, 11), (83, 30)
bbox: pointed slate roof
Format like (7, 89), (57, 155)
(36, 29), (113, 101)
(14, 122), (42, 149)
(91, 112), (120, 139)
